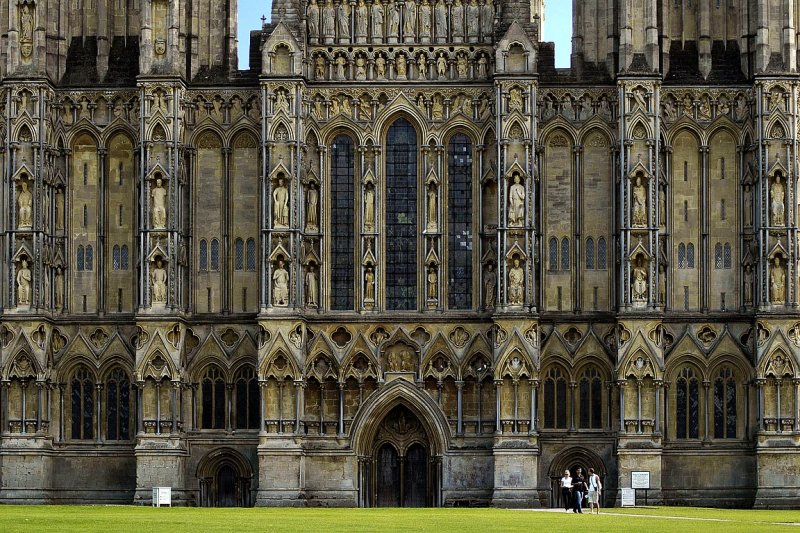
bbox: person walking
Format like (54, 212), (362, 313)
(560, 469), (572, 512)
(586, 468), (602, 514)
(571, 467), (586, 513)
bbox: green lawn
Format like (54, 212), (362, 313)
(0, 506), (799, 532)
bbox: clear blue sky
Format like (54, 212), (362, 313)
(236, 0), (571, 69)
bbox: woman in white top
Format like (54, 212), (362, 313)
(560, 470), (572, 512)
(587, 467), (602, 514)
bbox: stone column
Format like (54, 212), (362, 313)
(456, 380), (464, 435)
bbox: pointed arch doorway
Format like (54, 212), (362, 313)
(548, 447), (607, 509)
(197, 448), (254, 507)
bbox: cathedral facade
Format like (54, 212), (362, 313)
(0, 0), (799, 508)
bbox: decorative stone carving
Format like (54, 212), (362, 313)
(404, 0), (416, 41)
(16, 258), (31, 306)
(20, 3), (33, 60)
(508, 172), (525, 227)
(55, 187), (64, 230)
(371, 0), (385, 42)
(364, 183), (376, 230)
(508, 257), (524, 305)
(435, 0), (447, 42)
(151, 258), (167, 304)
(305, 265), (319, 308)
(419, 0), (431, 41)
(323, 0), (336, 42)
(388, 2), (400, 42)
(308, 0), (320, 41)
(481, 0), (493, 40)
(770, 174), (785, 226)
(771, 256), (785, 304)
(151, 177), (167, 229)
(632, 175), (647, 227)
(743, 183), (752, 227)
(396, 53), (407, 79)
(355, 0), (368, 42)
(305, 182), (319, 232)
(273, 259), (290, 307)
(273, 177), (290, 228)
(54, 266), (64, 310)
(426, 182), (437, 231)
(744, 263), (753, 305)
(337, 1), (350, 42)
(467, 0), (479, 41)
(427, 266), (437, 300)
(632, 256), (648, 302)
(452, 0), (464, 42)
(484, 262), (497, 308)
(17, 180), (32, 228)
(364, 266), (375, 302)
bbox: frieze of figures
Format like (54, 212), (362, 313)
(660, 88), (752, 124)
(306, 0), (496, 46)
(184, 91), (261, 126)
(538, 90), (617, 124)
(51, 91), (139, 128)
(309, 46), (493, 82)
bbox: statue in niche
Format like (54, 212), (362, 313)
(771, 257), (785, 304)
(484, 263), (497, 308)
(662, 98), (676, 121)
(337, 1), (350, 41)
(315, 56), (326, 79)
(322, 0), (336, 41)
(457, 55), (468, 79)
(16, 259), (31, 306)
(273, 260), (290, 306)
(364, 184), (375, 230)
(698, 98), (711, 121)
(388, 2), (400, 41)
(113, 99), (125, 119)
(658, 184), (666, 224)
(356, 0), (368, 40)
(481, 0), (493, 40)
(371, 0), (384, 41)
(419, 0), (431, 39)
(770, 91), (783, 113)
(404, 0), (416, 38)
(436, 54), (447, 79)
(452, 0), (464, 40)
(682, 94), (693, 117)
(508, 258), (524, 305)
(375, 55), (386, 78)
(508, 172), (525, 226)
(273, 177), (290, 228)
(365, 266), (375, 301)
(744, 264), (753, 305)
(20, 4), (33, 43)
(632, 175), (647, 227)
(734, 94), (747, 121)
(305, 265), (318, 307)
(151, 178), (167, 228)
(632, 258), (647, 302)
(314, 99), (324, 118)
(360, 96), (372, 119)
(432, 95), (444, 120)
(17, 180), (33, 228)
(151, 259), (167, 304)
(275, 90), (290, 113)
(632, 88), (647, 112)
(478, 54), (487, 78)
(427, 267), (437, 300)
(718, 98), (730, 117)
(467, 0), (479, 40)
(306, 182), (319, 232)
(434, 0), (447, 41)
(355, 56), (367, 80)
(771, 175), (785, 225)
(509, 87), (523, 111)
(743, 184), (752, 226)
(427, 184), (437, 230)
(307, 0), (320, 40)
(342, 97), (352, 115)
(335, 56), (346, 80)
(54, 267), (64, 310)
(331, 97), (340, 115)
(396, 54), (407, 79)
(658, 264), (666, 304)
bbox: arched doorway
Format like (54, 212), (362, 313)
(372, 405), (431, 507)
(547, 447), (607, 509)
(197, 448), (254, 507)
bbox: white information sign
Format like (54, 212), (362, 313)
(152, 486), (172, 507)
(620, 488), (636, 507)
(631, 471), (650, 489)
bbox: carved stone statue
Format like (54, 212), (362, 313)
(16, 259), (31, 306)
(771, 175), (785, 226)
(151, 178), (167, 228)
(404, 0), (416, 39)
(419, 0), (432, 40)
(365, 266), (375, 301)
(427, 267), (437, 300)
(396, 54), (407, 79)
(452, 0), (464, 41)
(273, 260), (290, 306)
(508, 258), (524, 305)
(457, 54), (468, 79)
(17, 181), (33, 228)
(371, 0), (385, 41)
(509, 87), (523, 111)
(771, 257), (785, 304)
(273, 177), (290, 228)
(356, 0), (368, 41)
(355, 56), (367, 80)
(275, 90), (290, 113)
(55, 188), (64, 230)
(322, 0), (336, 42)
(432, 95), (444, 120)
(375, 55), (386, 78)
(743, 184), (752, 226)
(481, 0), (493, 41)
(478, 54), (487, 78)
(508, 173), (525, 226)
(151, 259), (167, 304)
(434, 0), (447, 42)
(744, 264), (753, 305)
(54, 267), (64, 310)
(305, 266), (318, 307)
(467, 0), (479, 41)
(484, 263), (497, 308)
(632, 260), (647, 302)
(337, 1), (350, 42)
(364, 184), (375, 230)
(335, 56), (346, 80)
(436, 54), (447, 79)
(632, 88), (647, 112)
(388, 2), (400, 42)
(306, 182), (319, 232)
(307, 0), (320, 40)
(658, 264), (666, 304)
(315, 56), (326, 80)
(427, 184), (437, 230)
(632, 175), (647, 227)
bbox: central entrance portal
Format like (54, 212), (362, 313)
(373, 405), (431, 507)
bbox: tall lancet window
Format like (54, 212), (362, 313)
(448, 134), (473, 309)
(331, 134), (355, 310)
(385, 119), (418, 310)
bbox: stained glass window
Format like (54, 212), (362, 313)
(385, 119), (418, 310)
(106, 367), (130, 440)
(714, 367), (736, 439)
(246, 238), (256, 271)
(71, 367), (94, 440)
(331, 134), (355, 310)
(715, 243), (723, 269)
(199, 240), (208, 271)
(585, 238), (595, 270)
(676, 367), (700, 439)
(549, 238), (558, 272)
(201, 366), (225, 430)
(448, 134), (473, 309)
(598, 238), (607, 270)
(544, 367), (567, 429)
(121, 245), (129, 270)
(235, 365), (259, 430)
(85, 245), (94, 271)
(687, 243), (695, 268)
(77, 245), (85, 271)
(113, 245), (120, 270)
(210, 239), (220, 271)
(561, 238), (570, 271)
(724, 243), (732, 269)
(235, 238), (244, 271)
(579, 366), (603, 429)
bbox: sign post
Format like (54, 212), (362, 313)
(631, 471), (650, 505)
(152, 486), (172, 507)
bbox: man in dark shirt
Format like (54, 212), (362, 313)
(572, 467), (586, 513)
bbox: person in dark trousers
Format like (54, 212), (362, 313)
(572, 467), (586, 513)
(560, 469), (572, 512)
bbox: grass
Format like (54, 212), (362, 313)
(0, 505), (799, 532)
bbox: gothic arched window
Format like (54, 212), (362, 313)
(85, 245), (94, 271)
(714, 367), (736, 439)
(121, 245), (129, 270)
(330, 134), (355, 310)
(77, 245), (85, 271)
(201, 366), (226, 430)
(543, 367), (568, 429)
(448, 133), (473, 309)
(561, 238), (570, 271)
(71, 367), (94, 440)
(585, 238), (595, 270)
(234, 238), (244, 271)
(714, 243), (723, 269)
(598, 237), (607, 270)
(199, 239), (208, 271)
(579, 366), (603, 429)
(676, 367), (700, 439)
(385, 119), (418, 310)
(687, 243), (695, 269)
(113, 245), (121, 271)
(234, 365), (259, 430)
(246, 238), (256, 271)
(723, 243), (732, 269)
(678, 243), (686, 269)
(549, 238), (558, 272)
(105, 367), (130, 441)
(210, 239), (220, 271)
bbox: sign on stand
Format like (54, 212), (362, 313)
(620, 488), (636, 507)
(152, 487), (172, 507)
(631, 471), (650, 505)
